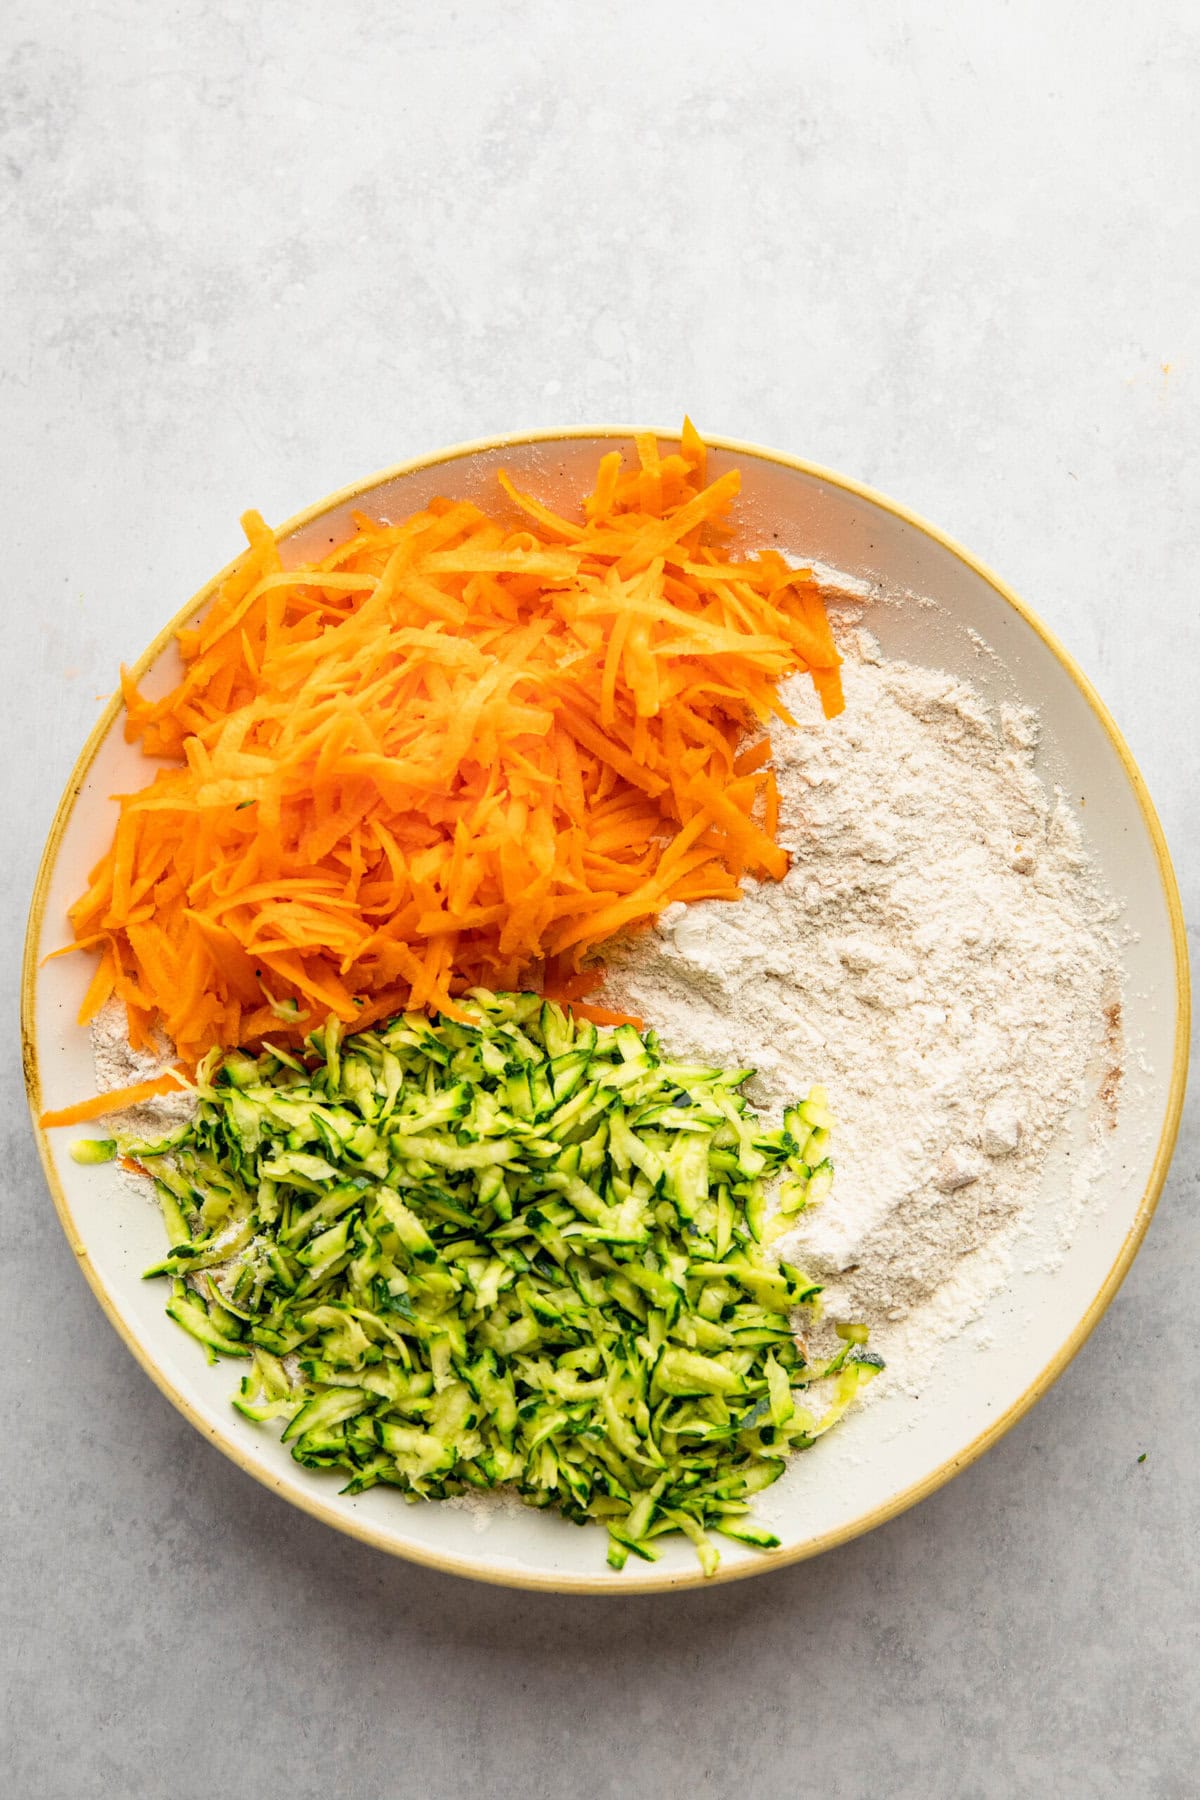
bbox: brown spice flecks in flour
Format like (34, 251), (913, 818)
(1099, 994), (1124, 1128)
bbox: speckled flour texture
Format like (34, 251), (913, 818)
(603, 629), (1123, 1390)
(91, 998), (195, 1139)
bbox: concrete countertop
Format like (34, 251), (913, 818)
(3, 3), (1195, 1795)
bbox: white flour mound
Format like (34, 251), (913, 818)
(603, 630), (1123, 1393)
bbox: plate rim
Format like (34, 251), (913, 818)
(21, 426), (1192, 1594)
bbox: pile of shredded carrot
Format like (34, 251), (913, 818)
(64, 423), (843, 1070)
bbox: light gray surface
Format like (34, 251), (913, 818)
(2, 3), (1195, 1795)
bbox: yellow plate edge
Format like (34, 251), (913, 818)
(21, 425), (1192, 1595)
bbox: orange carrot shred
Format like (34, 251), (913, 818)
(61, 426), (843, 1065)
(40, 1071), (191, 1129)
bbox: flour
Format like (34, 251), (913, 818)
(603, 629), (1123, 1393)
(90, 997), (196, 1150)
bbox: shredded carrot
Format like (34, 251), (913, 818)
(63, 422), (843, 1067)
(39, 1071), (190, 1129)
(563, 1001), (646, 1029)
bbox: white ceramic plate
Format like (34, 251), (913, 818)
(23, 431), (1189, 1592)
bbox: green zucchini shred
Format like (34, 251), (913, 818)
(69, 1137), (117, 1165)
(99, 991), (880, 1573)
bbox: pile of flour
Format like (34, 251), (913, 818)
(603, 628), (1123, 1393)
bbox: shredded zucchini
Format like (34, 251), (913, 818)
(79, 992), (880, 1573)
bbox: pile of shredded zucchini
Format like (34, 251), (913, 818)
(78, 992), (880, 1574)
